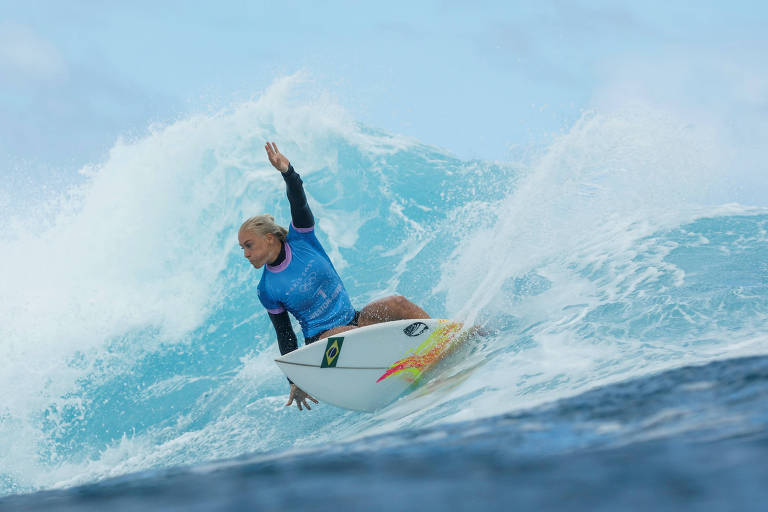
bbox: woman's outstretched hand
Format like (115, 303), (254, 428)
(265, 142), (291, 173)
(286, 383), (319, 411)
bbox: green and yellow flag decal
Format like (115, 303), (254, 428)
(321, 337), (344, 368)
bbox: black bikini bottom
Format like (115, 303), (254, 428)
(304, 310), (360, 344)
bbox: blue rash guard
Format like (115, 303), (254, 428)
(257, 222), (355, 339)
(255, 165), (356, 370)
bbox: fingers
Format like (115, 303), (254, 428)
(265, 142), (278, 165)
(286, 392), (307, 411)
(286, 386), (317, 411)
(265, 142), (279, 155)
(297, 396), (316, 410)
(265, 142), (289, 173)
(298, 388), (318, 403)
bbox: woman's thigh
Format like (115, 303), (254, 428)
(314, 296), (429, 338)
(313, 324), (358, 341)
(358, 295), (428, 326)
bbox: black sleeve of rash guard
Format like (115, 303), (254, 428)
(269, 311), (297, 385)
(282, 164), (314, 229)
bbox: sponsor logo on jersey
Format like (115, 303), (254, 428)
(403, 322), (429, 337)
(321, 337), (344, 368)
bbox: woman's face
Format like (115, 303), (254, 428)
(238, 229), (277, 268)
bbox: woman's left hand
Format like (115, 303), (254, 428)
(265, 142), (291, 173)
(286, 383), (319, 411)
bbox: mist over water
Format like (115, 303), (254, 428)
(1, 74), (767, 498)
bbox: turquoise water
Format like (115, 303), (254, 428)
(1, 77), (767, 504)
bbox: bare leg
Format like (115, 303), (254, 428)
(315, 324), (358, 340)
(357, 295), (430, 327)
(314, 296), (429, 341)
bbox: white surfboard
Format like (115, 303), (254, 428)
(275, 319), (468, 412)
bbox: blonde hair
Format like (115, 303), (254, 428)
(239, 215), (288, 242)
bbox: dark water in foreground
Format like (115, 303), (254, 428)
(4, 354), (767, 511)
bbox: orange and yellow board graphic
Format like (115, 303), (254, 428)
(377, 321), (463, 383)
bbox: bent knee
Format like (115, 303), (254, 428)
(377, 295), (410, 311)
(360, 296), (406, 322)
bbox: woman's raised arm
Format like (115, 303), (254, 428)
(265, 142), (314, 229)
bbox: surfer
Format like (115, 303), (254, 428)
(238, 142), (430, 411)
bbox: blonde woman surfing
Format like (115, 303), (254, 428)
(238, 143), (430, 411)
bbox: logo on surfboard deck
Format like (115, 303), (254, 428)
(321, 337), (344, 368)
(403, 322), (429, 337)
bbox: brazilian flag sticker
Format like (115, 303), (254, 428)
(321, 337), (344, 368)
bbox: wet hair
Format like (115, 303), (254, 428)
(239, 215), (288, 242)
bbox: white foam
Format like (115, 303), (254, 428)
(0, 74), (411, 493)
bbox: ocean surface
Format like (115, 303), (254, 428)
(1, 77), (767, 510)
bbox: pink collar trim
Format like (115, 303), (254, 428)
(266, 241), (291, 273)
